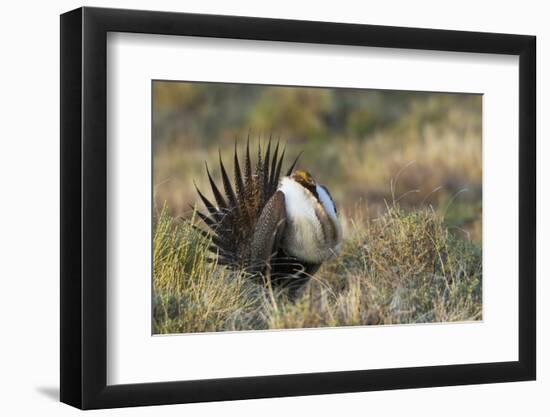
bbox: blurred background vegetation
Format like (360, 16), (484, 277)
(153, 81), (482, 243)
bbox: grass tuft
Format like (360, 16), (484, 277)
(153, 203), (482, 334)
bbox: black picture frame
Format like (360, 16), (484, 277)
(60, 6), (536, 410)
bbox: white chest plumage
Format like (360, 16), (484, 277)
(278, 177), (342, 264)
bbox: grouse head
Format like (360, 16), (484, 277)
(291, 170), (316, 192)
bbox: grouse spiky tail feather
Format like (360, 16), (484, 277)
(193, 137), (319, 296)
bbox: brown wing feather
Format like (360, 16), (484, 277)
(249, 190), (286, 273)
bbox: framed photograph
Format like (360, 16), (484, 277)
(60, 6), (536, 409)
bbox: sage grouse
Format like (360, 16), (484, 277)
(194, 138), (342, 298)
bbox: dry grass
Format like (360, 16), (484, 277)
(153, 202), (482, 334)
(153, 207), (262, 333)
